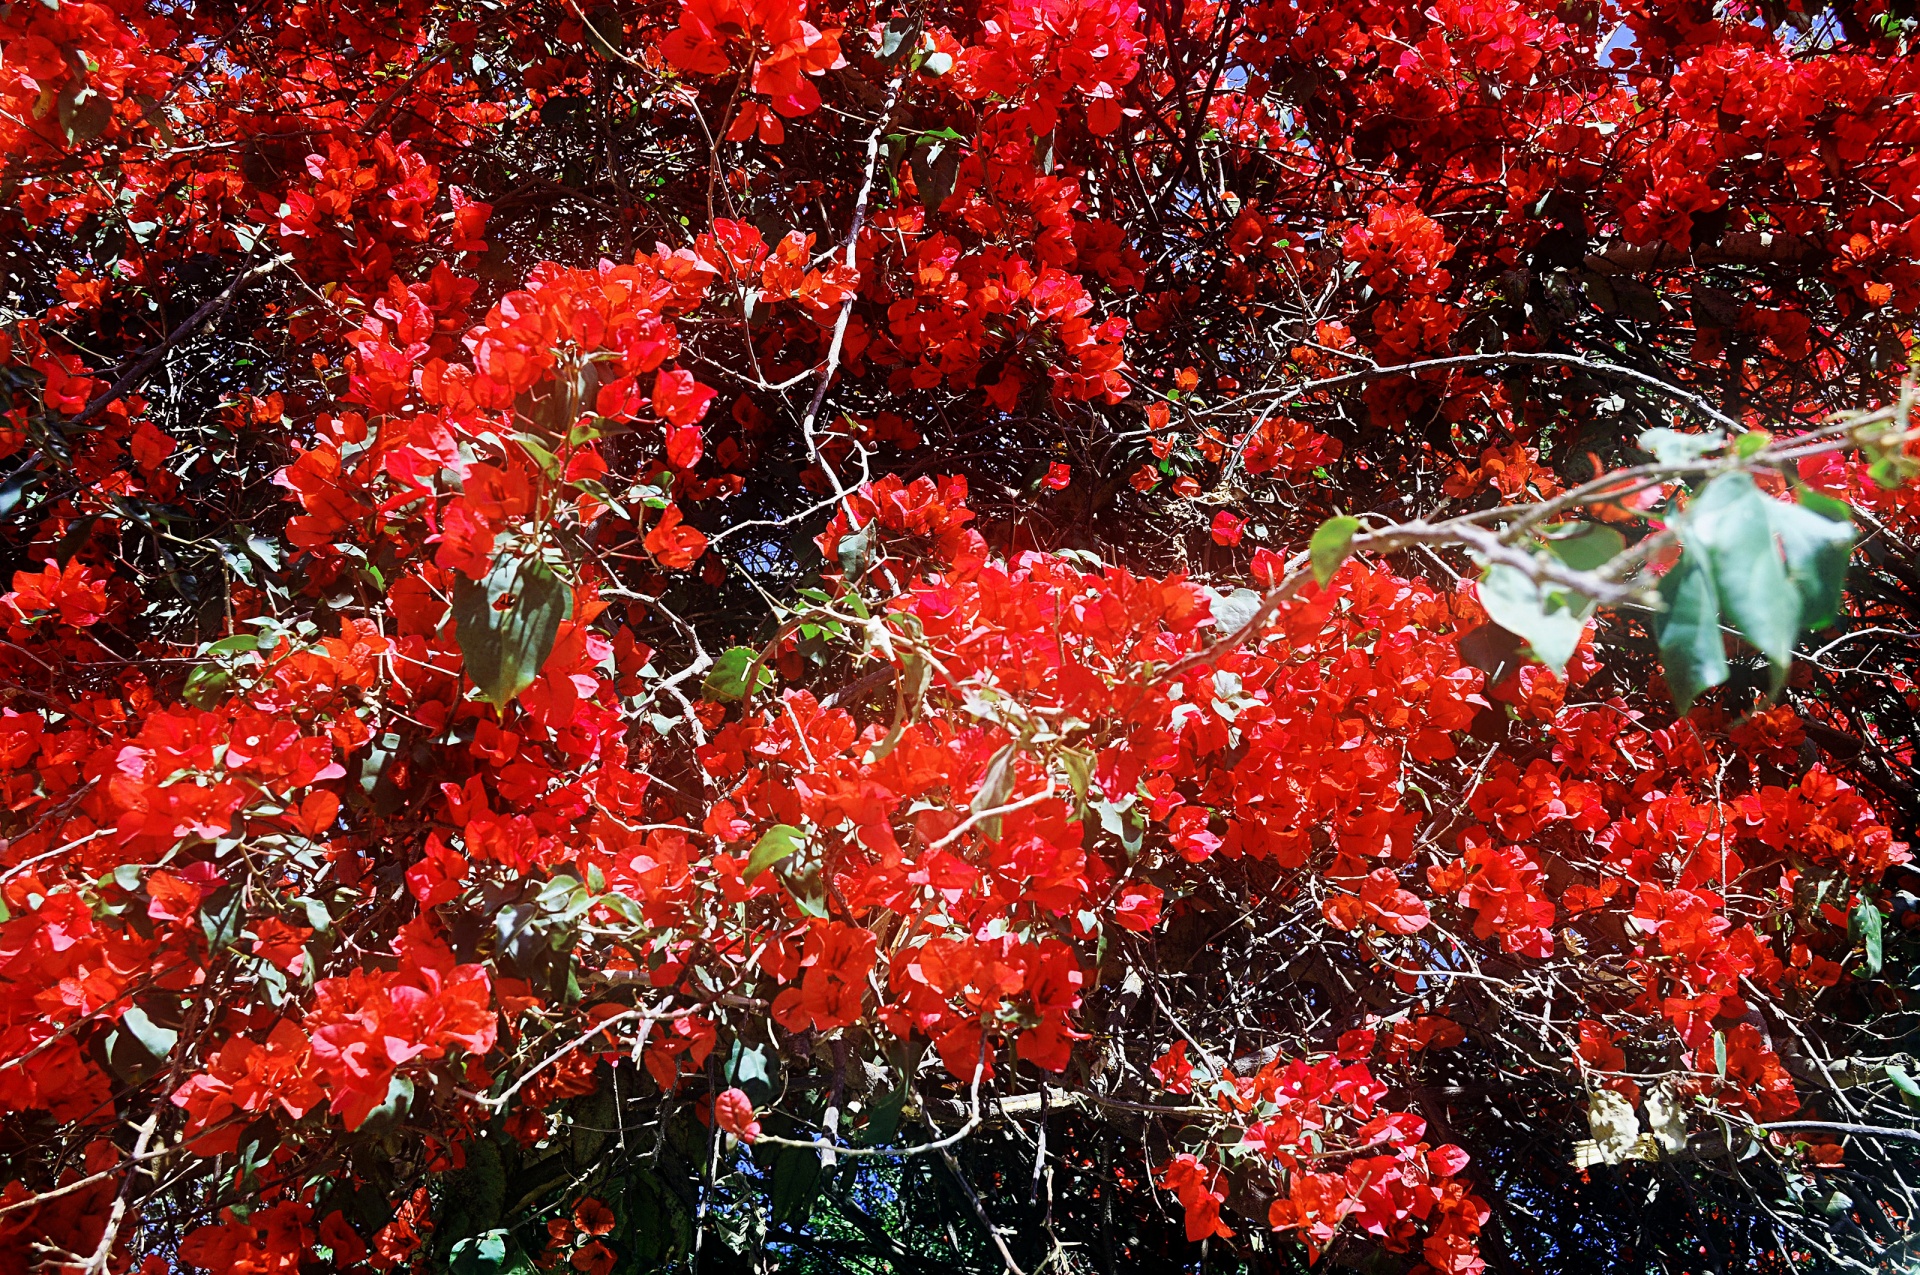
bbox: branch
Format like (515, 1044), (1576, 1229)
(798, 57), (910, 503)
(1763, 1120), (1920, 1146)
(68, 253), (293, 430)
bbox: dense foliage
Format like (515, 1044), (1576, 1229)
(5, 0), (1920, 1268)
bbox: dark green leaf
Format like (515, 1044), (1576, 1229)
(0, 460), (41, 519)
(58, 84), (112, 143)
(1309, 515), (1359, 586)
(912, 140), (962, 213)
(200, 893), (246, 952)
(771, 1146), (823, 1225)
(453, 554), (572, 706)
(439, 1136), (507, 1246)
(854, 1087), (908, 1147)
(1653, 552), (1728, 713)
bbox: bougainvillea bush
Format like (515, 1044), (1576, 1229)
(6, 0), (1920, 1268)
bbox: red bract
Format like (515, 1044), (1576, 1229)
(661, 0), (847, 121)
(3, 0), (1919, 1262)
(714, 1087), (761, 1141)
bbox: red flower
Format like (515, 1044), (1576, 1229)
(1112, 882), (1163, 932)
(572, 1197), (616, 1237)
(571, 1241), (615, 1275)
(643, 504), (708, 569)
(652, 368), (719, 428)
(1151, 1040), (1193, 1093)
(714, 1087), (761, 1142)
(432, 500), (498, 579)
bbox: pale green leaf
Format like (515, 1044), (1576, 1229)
(1309, 515), (1359, 586)
(1537, 522), (1626, 572)
(1476, 563), (1593, 673)
(746, 824), (805, 879)
(1684, 473), (1797, 676)
(1653, 551), (1728, 713)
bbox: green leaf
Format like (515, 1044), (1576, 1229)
(200, 893), (246, 952)
(449, 1230), (533, 1275)
(912, 139), (962, 213)
(1476, 563), (1593, 673)
(58, 83), (112, 143)
(358, 731), (400, 806)
(778, 857), (829, 918)
(1766, 495), (1854, 633)
(301, 896), (333, 935)
(746, 824), (805, 879)
(1713, 1030), (1728, 1080)
(204, 634), (260, 655)
(360, 1073), (415, 1133)
(1309, 516), (1359, 586)
(1683, 473), (1797, 676)
(1884, 1065), (1920, 1112)
(971, 743), (1018, 841)
(836, 522), (872, 580)
(513, 432), (562, 478)
(119, 1006), (178, 1062)
(1653, 551), (1728, 713)
(879, 15), (920, 58)
(1852, 900), (1884, 978)
(854, 1087), (908, 1147)
(734, 1042), (772, 1087)
(439, 1136), (507, 1245)
(1060, 747), (1094, 809)
(181, 664), (233, 709)
(702, 646), (772, 703)
(453, 554), (572, 706)
(1537, 522), (1626, 572)
(1638, 427), (1725, 464)
(1795, 484), (1853, 523)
